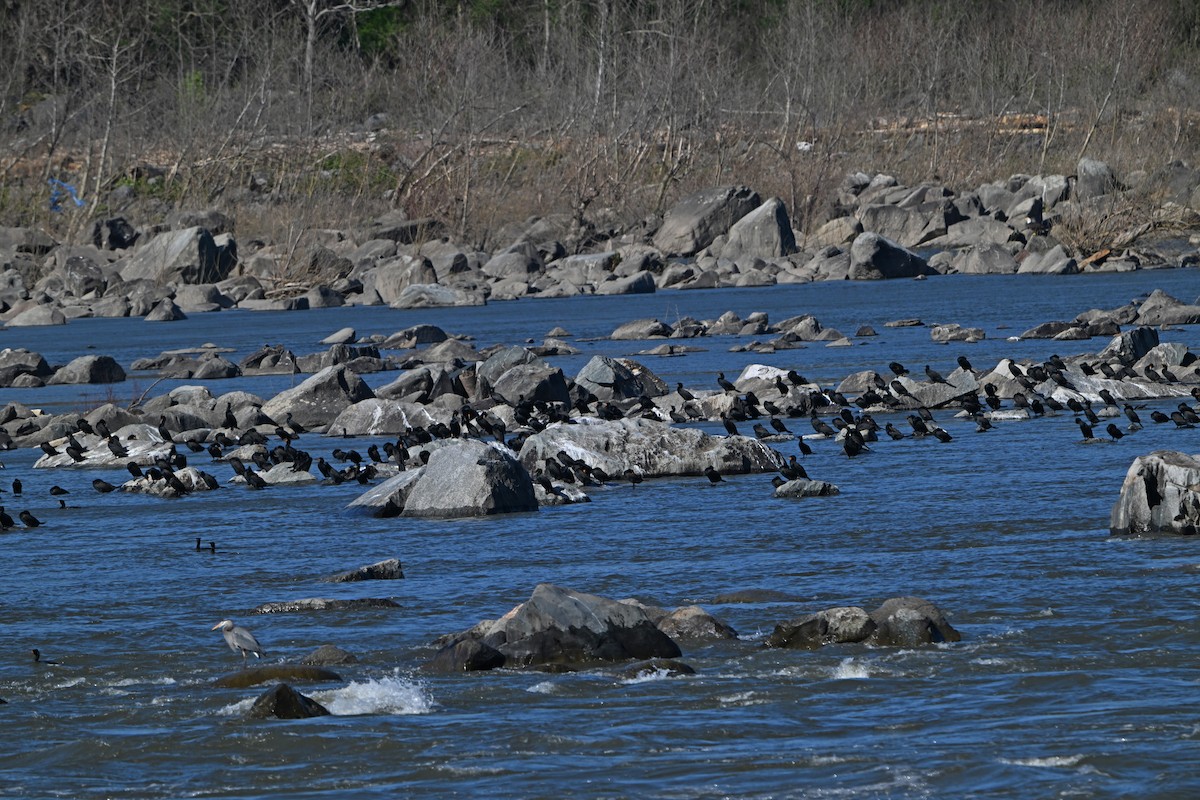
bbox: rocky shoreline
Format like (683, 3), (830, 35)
(3, 158), (1199, 332)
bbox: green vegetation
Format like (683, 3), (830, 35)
(1, 0), (1198, 248)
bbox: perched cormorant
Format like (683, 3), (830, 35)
(1106, 423), (1125, 441)
(716, 372), (736, 392)
(1075, 417), (1094, 440)
(19, 510), (40, 528)
(721, 414), (739, 437)
(924, 365), (950, 385)
(92, 478), (117, 493)
(704, 466), (724, 484)
(1124, 404), (1143, 430)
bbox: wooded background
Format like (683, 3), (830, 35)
(3, 0), (1199, 248)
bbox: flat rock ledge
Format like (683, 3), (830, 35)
(519, 417), (784, 479)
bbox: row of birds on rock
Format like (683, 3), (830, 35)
(14, 347), (1200, 509)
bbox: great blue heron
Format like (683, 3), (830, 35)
(212, 619), (264, 664)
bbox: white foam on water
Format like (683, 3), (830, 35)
(216, 697), (256, 716)
(1035, 607), (1055, 617)
(109, 677), (177, 688)
(830, 657), (870, 680)
(718, 691), (767, 706)
(52, 677), (86, 689)
(1000, 754), (1086, 769)
(313, 672), (435, 716)
(619, 666), (678, 685)
(526, 680), (557, 694)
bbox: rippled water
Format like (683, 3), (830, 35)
(3, 272), (1200, 799)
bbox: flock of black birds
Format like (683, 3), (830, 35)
(5, 340), (1200, 527)
(681, 348), (1200, 486)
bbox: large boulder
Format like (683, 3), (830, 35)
(391, 283), (485, 308)
(0, 349), (53, 386)
(401, 439), (538, 518)
(5, 304), (67, 327)
(867, 597), (961, 646)
(47, 355), (126, 385)
(519, 417), (784, 479)
(260, 365), (374, 431)
(431, 583), (682, 671)
(720, 197), (796, 259)
(327, 398), (436, 436)
(653, 186), (761, 256)
(1134, 289), (1200, 326)
(347, 469), (424, 516)
(1075, 157), (1121, 201)
(574, 356), (667, 401)
(847, 232), (933, 280)
(492, 363), (570, 406)
(1110, 450), (1200, 536)
(118, 226), (234, 284)
(369, 255), (438, 305)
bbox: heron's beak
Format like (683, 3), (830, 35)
(211, 622), (223, 630)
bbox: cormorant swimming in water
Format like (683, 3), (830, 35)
(92, 479), (117, 494)
(31, 649), (59, 665)
(704, 466), (724, 484)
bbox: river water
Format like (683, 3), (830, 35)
(2, 271), (1199, 799)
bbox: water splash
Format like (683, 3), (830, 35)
(1000, 754), (1086, 769)
(313, 672), (435, 716)
(831, 657), (870, 680)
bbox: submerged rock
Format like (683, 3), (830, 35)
(300, 645), (359, 666)
(212, 665), (343, 689)
(326, 558), (405, 582)
(765, 597), (960, 649)
(253, 598), (401, 614)
(247, 683), (331, 719)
